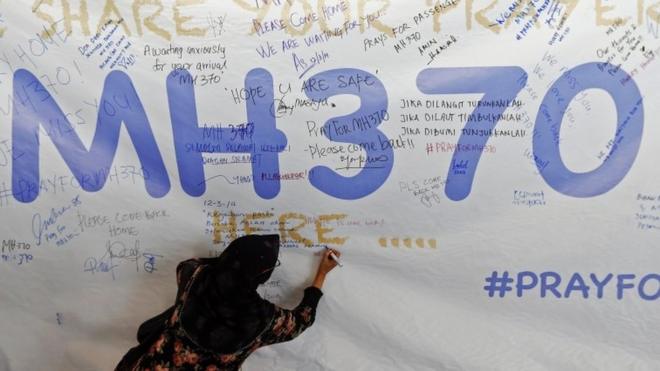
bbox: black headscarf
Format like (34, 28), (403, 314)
(180, 234), (280, 353)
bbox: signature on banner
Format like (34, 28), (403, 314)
(83, 240), (162, 280)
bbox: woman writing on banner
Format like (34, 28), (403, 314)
(116, 234), (341, 370)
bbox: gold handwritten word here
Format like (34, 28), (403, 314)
(33, 0), (207, 40)
(213, 211), (348, 247)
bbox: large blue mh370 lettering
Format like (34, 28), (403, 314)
(7, 62), (644, 203)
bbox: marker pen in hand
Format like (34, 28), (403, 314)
(324, 246), (343, 267)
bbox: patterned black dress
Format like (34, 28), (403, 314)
(122, 258), (323, 371)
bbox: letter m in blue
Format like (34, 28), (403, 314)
(11, 69), (170, 202)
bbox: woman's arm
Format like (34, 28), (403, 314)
(260, 248), (341, 345)
(312, 248), (341, 289)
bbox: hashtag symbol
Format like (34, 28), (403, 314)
(483, 271), (513, 298)
(426, 142), (434, 154)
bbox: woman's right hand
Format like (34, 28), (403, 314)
(317, 248), (341, 275)
(312, 248), (341, 289)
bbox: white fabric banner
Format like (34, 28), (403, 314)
(1, 1), (659, 370)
